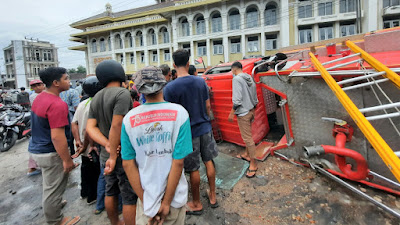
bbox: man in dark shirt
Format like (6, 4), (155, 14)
(29, 67), (80, 225)
(86, 60), (137, 225)
(164, 49), (218, 215)
(17, 87), (30, 109)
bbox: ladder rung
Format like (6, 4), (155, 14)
(366, 112), (400, 121)
(337, 71), (386, 85)
(321, 53), (361, 66)
(342, 78), (389, 91)
(395, 152), (400, 158)
(359, 102), (400, 113)
(327, 59), (362, 71)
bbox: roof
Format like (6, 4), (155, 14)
(71, 1), (177, 27)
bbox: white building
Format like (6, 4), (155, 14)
(69, 0), (400, 75)
(3, 40), (59, 89)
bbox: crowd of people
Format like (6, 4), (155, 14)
(27, 49), (259, 225)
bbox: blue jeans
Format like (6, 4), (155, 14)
(96, 164), (122, 211)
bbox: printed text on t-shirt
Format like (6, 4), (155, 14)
(130, 110), (177, 127)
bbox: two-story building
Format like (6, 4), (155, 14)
(69, 0), (400, 75)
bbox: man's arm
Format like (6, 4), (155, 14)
(205, 99), (211, 117)
(151, 159), (184, 224)
(51, 127), (76, 173)
(104, 115), (124, 175)
(123, 159), (144, 201)
(86, 118), (109, 148)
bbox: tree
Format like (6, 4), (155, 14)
(68, 68), (77, 74)
(77, 65), (86, 74)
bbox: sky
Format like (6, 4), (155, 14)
(0, 0), (156, 74)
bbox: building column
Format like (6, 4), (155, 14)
(313, 24), (319, 42)
(241, 34), (246, 58)
(87, 36), (93, 74)
(366, 0), (378, 31)
(134, 53), (138, 71)
(280, 0), (290, 47)
(143, 29), (149, 66)
(157, 49), (161, 66)
(334, 22), (340, 39)
(110, 31), (117, 61)
(205, 17), (210, 35)
(206, 38), (211, 66)
(171, 22), (179, 50)
(188, 17), (195, 65)
(221, 3), (229, 63)
(123, 52), (127, 72)
(169, 46), (173, 67)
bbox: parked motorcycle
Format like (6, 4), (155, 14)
(0, 104), (31, 152)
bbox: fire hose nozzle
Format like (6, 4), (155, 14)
(304, 145), (325, 158)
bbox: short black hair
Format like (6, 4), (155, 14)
(20, 87), (25, 91)
(39, 67), (67, 88)
(188, 65), (197, 75)
(231, 61), (243, 70)
(159, 64), (170, 76)
(172, 49), (190, 67)
(130, 89), (139, 101)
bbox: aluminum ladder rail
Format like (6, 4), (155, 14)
(309, 40), (400, 182)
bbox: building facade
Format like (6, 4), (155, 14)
(3, 40), (59, 88)
(69, 0), (400, 75)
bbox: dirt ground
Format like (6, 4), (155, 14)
(1, 139), (399, 225)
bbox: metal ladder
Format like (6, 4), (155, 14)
(309, 40), (400, 182)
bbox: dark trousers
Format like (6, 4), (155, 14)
(81, 156), (100, 202)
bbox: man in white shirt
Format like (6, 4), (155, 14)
(122, 66), (193, 225)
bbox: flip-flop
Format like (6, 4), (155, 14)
(206, 189), (219, 208)
(236, 154), (250, 162)
(60, 216), (80, 225)
(186, 204), (203, 215)
(245, 168), (258, 178)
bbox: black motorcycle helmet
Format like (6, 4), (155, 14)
(95, 60), (126, 86)
(83, 76), (103, 97)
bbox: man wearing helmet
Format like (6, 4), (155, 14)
(71, 76), (103, 205)
(86, 60), (137, 225)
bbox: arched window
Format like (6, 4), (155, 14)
(108, 37), (112, 51)
(136, 31), (143, 46)
(160, 27), (169, 43)
(148, 29), (156, 45)
(211, 11), (222, 33)
(125, 32), (133, 48)
(100, 38), (106, 52)
(265, 3), (278, 26)
(229, 9), (241, 30)
(246, 6), (259, 28)
(180, 17), (190, 37)
(195, 14), (206, 35)
(115, 34), (123, 49)
(91, 39), (97, 53)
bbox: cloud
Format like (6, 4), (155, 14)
(1, 0), (155, 73)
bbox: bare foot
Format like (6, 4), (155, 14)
(187, 201), (203, 211)
(117, 219), (125, 225)
(206, 189), (217, 205)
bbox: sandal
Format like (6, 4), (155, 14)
(60, 216), (80, 225)
(245, 168), (258, 178)
(186, 204), (203, 216)
(236, 154), (250, 162)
